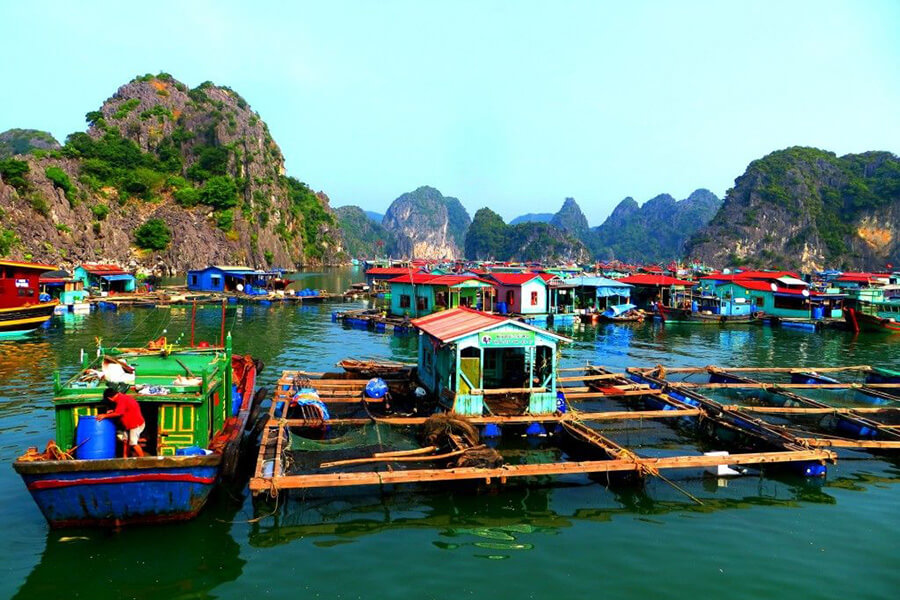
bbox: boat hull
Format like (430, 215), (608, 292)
(14, 455), (220, 528)
(0, 301), (57, 334)
(845, 308), (900, 334)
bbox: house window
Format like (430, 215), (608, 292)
(530, 291), (538, 306)
(506, 290), (515, 305)
(191, 275), (198, 286)
(400, 294), (411, 308)
(211, 276), (221, 288)
(435, 292), (447, 307)
(417, 296), (428, 311)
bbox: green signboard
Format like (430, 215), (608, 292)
(479, 330), (535, 347)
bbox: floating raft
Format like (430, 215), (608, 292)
(248, 362), (899, 498)
(331, 309), (415, 334)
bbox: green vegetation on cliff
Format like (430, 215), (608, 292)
(687, 147), (900, 270)
(335, 205), (395, 257)
(0, 129), (60, 159)
(463, 208), (589, 262)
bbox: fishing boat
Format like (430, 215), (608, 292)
(653, 298), (759, 324)
(843, 286), (900, 334)
(597, 303), (645, 323)
(0, 260), (59, 335)
(13, 333), (265, 528)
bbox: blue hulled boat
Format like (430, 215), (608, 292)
(13, 334), (264, 528)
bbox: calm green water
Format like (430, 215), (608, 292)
(2, 267), (899, 599)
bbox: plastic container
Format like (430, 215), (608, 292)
(75, 416), (117, 459)
(365, 378), (389, 399)
(691, 300), (698, 313)
(176, 446), (207, 456)
(231, 385), (242, 415)
(812, 306), (825, 320)
(497, 302), (508, 315)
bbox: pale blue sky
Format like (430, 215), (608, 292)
(2, 1), (898, 224)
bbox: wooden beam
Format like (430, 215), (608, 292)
(675, 382), (900, 391)
(248, 449), (835, 492)
(284, 409), (703, 428)
(469, 387), (547, 395)
(795, 438), (900, 449)
(558, 373), (624, 382)
(647, 365), (872, 374)
(722, 405), (899, 415)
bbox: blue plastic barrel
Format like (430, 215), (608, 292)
(691, 300), (698, 313)
(812, 306), (824, 320)
(75, 416), (117, 459)
(497, 302), (508, 315)
(365, 378), (389, 399)
(231, 385), (242, 415)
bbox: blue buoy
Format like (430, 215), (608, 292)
(483, 423), (502, 438)
(75, 416), (117, 459)
(365, 378), (389, 399)
(231, 385), (242, 416)
(525, 422), (546, 437)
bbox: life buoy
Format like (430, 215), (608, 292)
(751, 311), (760, 319)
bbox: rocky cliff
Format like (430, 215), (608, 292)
(591, 189), (721, 262)
(0, 73), (343, 272)
(549, 197), (590, 234)
(464, 207), (590, 262)
(686, 147), (900, 271)
(0, 129), (60, 159)
(381, 186), (470, 259)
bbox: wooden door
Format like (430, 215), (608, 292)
(459, 357), (481, 394)
(158, 404), (196, 455)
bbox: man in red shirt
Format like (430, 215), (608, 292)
(97, 388), (146, 457)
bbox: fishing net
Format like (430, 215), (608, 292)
(420, 413), (479, 448)
(287, 424), (421, 474)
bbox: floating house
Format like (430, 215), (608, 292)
(411, 307), (569, 416)
(386, 273), (494, 318)
(617, 274), (696, 309)
(563, 275), (633, 311)
(489, 273), (548, 315)
(365, 267), (415, 291)
(40, 272), (89, 313)
(73, 264), (136, 294)
(537, 273), (576, 315)
(186, 265), (279, 293)
(709, 280), (844, 320)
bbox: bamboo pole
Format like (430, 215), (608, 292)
(795, 438), (900, 449)
(248, 449), (835, 492)
(318, 446), (476, 469)
(649, 365), (873, 374)
(674, 382), (900, 390)
(722, 405), (899, 415)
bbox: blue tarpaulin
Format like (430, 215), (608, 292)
(100, 274), (134, 281)
(563, 276), (632, 297)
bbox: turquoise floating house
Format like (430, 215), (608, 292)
(699, 272), (844, 319)
(411, 307), (569, 416)
(73, 264), (136, 294)
(386, 273), (495, 317)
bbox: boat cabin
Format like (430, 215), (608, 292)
(52, 340), (236, 457)
(0, 259), (56, 310)
(387, 273), (494, 317)
(713, 280), (844, 319)
(40, 274), (88, 312)
(74, 264), (136, 294)
(412, 307), (569, 417)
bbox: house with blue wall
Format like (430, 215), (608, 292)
(186, 265), (280, 293)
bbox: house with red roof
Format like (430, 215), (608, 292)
(617, 274), (696, 309)
(386, 273), (494, 317)
(410, 307), (569, 416)
(488, 272), (548, 315)
(73, 263), (136, 294)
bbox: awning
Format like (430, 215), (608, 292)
(101, 274), (134, 281)
(776, 276), (808, 287)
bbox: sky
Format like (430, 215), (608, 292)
(1, 1), (898, 225)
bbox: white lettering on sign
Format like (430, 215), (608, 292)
(15, 279), (29, 288)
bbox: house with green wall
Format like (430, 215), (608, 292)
(411, 307), (569, 416)
(387, 273), (494, 318)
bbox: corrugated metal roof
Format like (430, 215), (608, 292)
(411, 307), (506, 342)
(490, 273), (543, 285)
(618, 274), (696, 286)
(411, 307), (571, 344)
(563, 275), (632, 288)
(0, 259), (57, 271)
(211, 265), (255, 272)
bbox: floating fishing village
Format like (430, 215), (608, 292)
(2, 256), (899, 527)
(3, 4), (900, 599)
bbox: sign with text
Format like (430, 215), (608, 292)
(479, 330), (535, 348)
